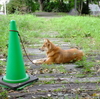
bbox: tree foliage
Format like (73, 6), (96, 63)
(44, 1), (70, 12)
(7, 0), (37, 14)
(6, 0), (100, 14)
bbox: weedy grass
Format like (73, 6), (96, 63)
(0, 87), (8, 99)
(0, 14), (46, 50)
(0, 14), (100, 75)
(0, 14), (100, 53)
(41, 64), (67, 73)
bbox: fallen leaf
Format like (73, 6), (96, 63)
(92, 93), (100, 97)
(39, 69), (44, 74)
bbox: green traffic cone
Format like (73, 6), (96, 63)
(3, 20), (29, 83)
(0, 20), (38, 90)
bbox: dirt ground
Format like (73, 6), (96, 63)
(7, 37), (100, 99)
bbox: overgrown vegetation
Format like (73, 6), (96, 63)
(6, 0), (94, 14)
(0, 87), (8, 99)
(6, 0), (37, 14)
(0, 14), (100, 76)
(0, 14), (100, 54)
(43, 1), (71, 12)
(0, 14), (100, 99)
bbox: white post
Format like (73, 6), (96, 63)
(4, 1), (6, 15)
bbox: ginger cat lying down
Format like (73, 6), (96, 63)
(33, 39), (84, 64)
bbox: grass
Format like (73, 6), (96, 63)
(41, 64), (67, 73)
(0, 14), (100, 53)
(0, 13), (100, 99)
(0, 14), (100, 75)
(0, 87), (8, 99)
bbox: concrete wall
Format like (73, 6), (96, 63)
(89, 4), (100, 16)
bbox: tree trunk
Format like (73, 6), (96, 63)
(59, 0), (63, 8)
(38, 0), (44, 11)
(68, 0), (71, 3)
(78, 0), (83, 15)
(60, 0), (63, 3)
(86, 0), (90, 14)
(74, 0), (77, 10)
(97, 0), (100, 8)
(86, 0), (89, 7)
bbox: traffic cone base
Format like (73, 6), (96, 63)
(0, 75), (38, 90)
(3, 74), (29, 83)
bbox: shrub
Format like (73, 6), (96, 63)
(6, 0), (36, 14)
(44, 2), (55, 12)
(7, 0), (22, 14)
(43, 2), (71, 12)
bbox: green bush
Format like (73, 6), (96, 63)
(7, 0), (22, 14)
(43, 2), (70, 12)
(44, 2), (55, 12)
(6, 0), (37, 14)
(35, 2), (39, 10)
